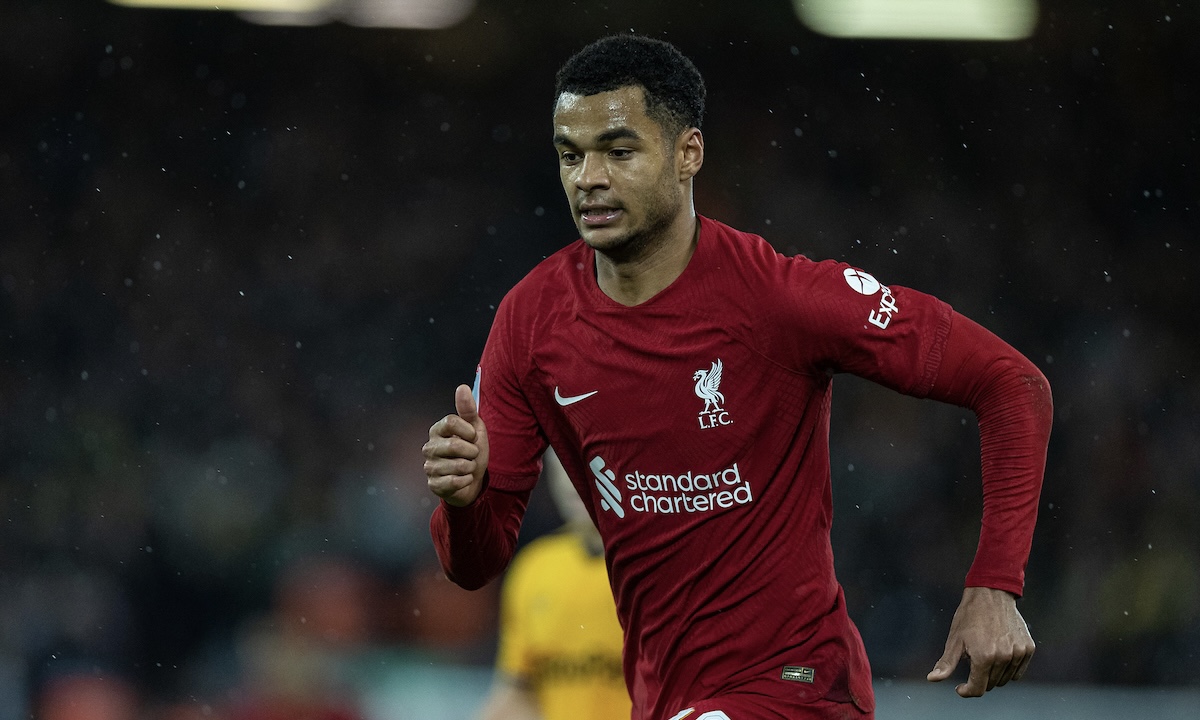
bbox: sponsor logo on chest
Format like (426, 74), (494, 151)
(590, 454), (753, 518)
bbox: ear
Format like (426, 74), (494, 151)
(677, 128), (704, 181)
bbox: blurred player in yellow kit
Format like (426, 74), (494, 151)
(475, 449), (630, 720)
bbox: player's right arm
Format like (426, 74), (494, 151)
(426, 294), (548, 591)
(425, 381), (534, 591)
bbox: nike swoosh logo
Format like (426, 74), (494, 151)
(554, 387), (598, 406)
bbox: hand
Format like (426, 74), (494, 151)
(423, 384), (490, 507)
(927, 586), (1035, 697)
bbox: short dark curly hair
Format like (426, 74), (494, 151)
(554, 34), (706, 139)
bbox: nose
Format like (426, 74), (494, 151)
(574, 153), (609, 192)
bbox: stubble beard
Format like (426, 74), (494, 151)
(582, 173), (681, 266)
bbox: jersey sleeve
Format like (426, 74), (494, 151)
(776, 256), (952, 395)
(480, 291), (550, 483)
(430, 292), (548, 591)
(771, 253), (1050, 596)
(928, 312), (1053, 595)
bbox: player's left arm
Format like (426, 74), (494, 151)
(921, 310), (1053, 697)
(777, 257), (1051, 695)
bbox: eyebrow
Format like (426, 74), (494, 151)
(553, 126), (643, 148)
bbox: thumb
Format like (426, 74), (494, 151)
(454, 384), (479, 424)
(927, 639), (963, 682)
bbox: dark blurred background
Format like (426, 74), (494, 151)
(1, 0), (1196, 718)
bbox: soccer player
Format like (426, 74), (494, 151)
(423, 34), (1053, 720)
(476, 449), (630, 720)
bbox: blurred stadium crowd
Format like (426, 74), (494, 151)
(0, 0), (1196, 717)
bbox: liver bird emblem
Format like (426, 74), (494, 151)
(692, 359), (725, 413)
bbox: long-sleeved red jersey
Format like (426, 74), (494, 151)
(432, 216), (1051, 719)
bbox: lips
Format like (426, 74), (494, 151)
(579, 204), (622, 226)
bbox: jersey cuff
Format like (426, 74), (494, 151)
(440, 470), (493, 513)
(963, 573), (1024, 599)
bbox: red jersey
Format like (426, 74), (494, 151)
(433, 216), (1046, 719)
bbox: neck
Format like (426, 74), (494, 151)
(595, 210), (699, 306)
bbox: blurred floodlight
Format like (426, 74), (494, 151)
(340, 0), (474, 29)
(236, 9), (334, 26)
(109, 0), (476, 29)
(794, 0), (1039, 40)
(110, 0), (330, 10)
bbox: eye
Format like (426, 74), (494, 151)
(609, 148), (632, 159)
(560, 151), (581, 164)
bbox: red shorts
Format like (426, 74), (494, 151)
(669, 694), (872, 720)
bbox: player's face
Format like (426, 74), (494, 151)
(552, 86), (686, 258)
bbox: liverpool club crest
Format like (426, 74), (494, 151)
(693, 359), (732, 429)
